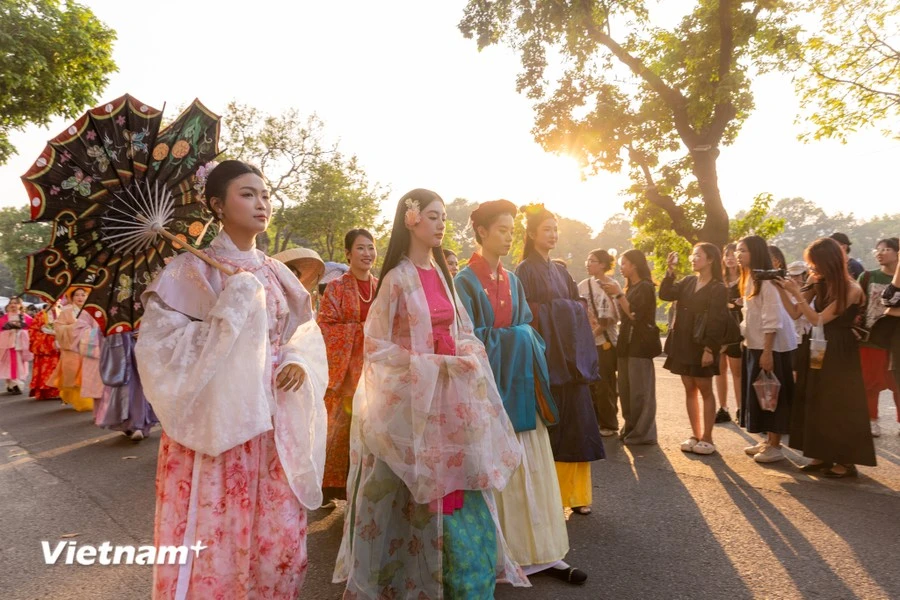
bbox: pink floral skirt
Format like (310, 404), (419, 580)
(153, 431), (308, 599)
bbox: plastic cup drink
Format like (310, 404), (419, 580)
(809, 339), (827, 370)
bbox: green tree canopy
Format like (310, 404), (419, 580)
(0, 0), (117, 164)
(459, 1), (798, 248)
(277, 153), (388, 261)
(793, 0), (900, 141)
(0, 206), (50, 291)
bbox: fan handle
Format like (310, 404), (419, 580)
(152, 225), (234, 276)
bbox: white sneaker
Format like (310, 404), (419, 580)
(744, 441), (767, 456)
(754, 446), (785, 463)
(599, 428), (618, 437)
(870, 420), (881, 437)
(692, 441), (717, 455)
(680, 437), (699, 452)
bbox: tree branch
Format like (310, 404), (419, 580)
(705, 0), (738, 143)
(627, 146), (697, 242)
(587, 19), (701, 148)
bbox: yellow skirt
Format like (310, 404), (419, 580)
(60, 387), (94, 412)
(494, 419), (569, 566)
(555, 461), (592, 508)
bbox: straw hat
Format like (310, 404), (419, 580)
(271, 247), (325, 292)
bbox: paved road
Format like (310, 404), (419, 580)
(2, 361), (899, 599)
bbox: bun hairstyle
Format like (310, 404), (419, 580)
(344, 228), (375, 252)
(375, 189), (456, 300)
(203, 160), (264, 222)
(469, 199), (517, 245)
(588, 248), (614, 272)
(520, 203), (556, 261)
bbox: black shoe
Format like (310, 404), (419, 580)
(800, 461), (833, 472)
(541, 566), (588, 585)
(714, 408), (731, 423)
(822, 464), (858, 479)
(11, 385), (21, 395)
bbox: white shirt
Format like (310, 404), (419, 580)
(741, 279), (798, 352)
(578, 277), (619, 346)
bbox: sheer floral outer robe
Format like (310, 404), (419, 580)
(333, 257), (528, 599)
(135, 231), (328, 600)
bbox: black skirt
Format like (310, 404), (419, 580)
(740, 347), (794, 434)
(663, 355), (720, 377)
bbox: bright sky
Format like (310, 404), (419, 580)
(1, 0), (897, 234)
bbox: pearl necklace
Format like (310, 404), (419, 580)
(357, 276), (374, 303)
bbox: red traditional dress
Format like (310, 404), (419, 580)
(317, 272), (376, 499)
(28, 309), (60, 400)
(135, 231), (328, 600)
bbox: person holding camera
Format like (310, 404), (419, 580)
(774, 237), (875, 477)
(735, 236), (798, 463)
(660, 244), (729, 455)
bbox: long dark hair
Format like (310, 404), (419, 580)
(805, 237), (854, 314)
(695, 243), (723, 283)
(520, 204), (556, 262)
(374, 189), (455, 299)
(768, 245), (787, 270)
(738, 235), (772, 298)
(722, 242), (740, 282)
(621, 249), (653, 290)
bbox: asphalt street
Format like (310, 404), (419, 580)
(2, 359), (898, 600)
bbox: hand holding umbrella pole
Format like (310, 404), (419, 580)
(148, 221), (233, 276)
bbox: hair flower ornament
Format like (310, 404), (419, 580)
(404, 198), (421, 228)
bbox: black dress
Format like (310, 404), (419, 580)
(659, 274), (728, 378)
(790, 303), (876, 466)
(724, 281), (744, 359)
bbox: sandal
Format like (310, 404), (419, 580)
(571, 506), (592, 515)
(541, 566), (588, 585)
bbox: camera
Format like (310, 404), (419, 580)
(751, 268), (786, 280)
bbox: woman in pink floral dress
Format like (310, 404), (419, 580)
(135, 161), (328, 600)
(334, 189), (527, 599)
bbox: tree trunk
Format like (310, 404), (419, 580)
(256, 231), (270, 254)
(691, 150), (729, 247)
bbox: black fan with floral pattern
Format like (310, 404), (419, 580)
(22, 94), (221, 335)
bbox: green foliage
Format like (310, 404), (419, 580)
(220, 101), (333, 253)
(0, 0), (117, 164)
(729, 193), (786, 241)
(767, 197), (900, 268)
(459, 1), (800, 248)
(793, 0), (900, 141)
(277, 153), (388, 261)
(0, 206), (51, 291)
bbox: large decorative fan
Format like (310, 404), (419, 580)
(22, 94), (225, 335)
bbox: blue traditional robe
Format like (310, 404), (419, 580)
(516, 254), (605, 462)
(455, 259), (558, 432)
